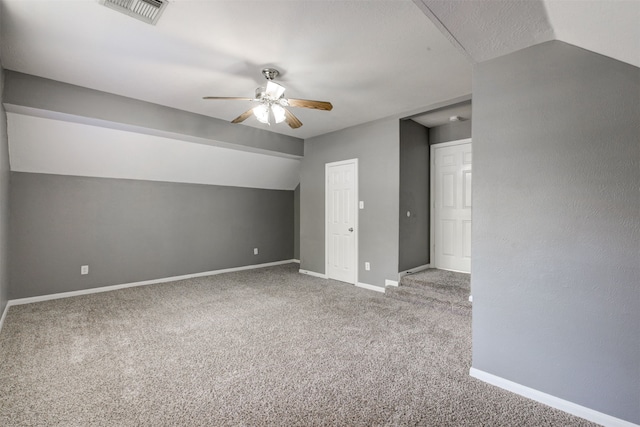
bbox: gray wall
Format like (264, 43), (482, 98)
(300, 118), (399, 289)
(3, 71), (303, 158)
(399, 120), (429, 272)
(10, 173), (294, 300)
(429, 119), (472, 145)
(293, 184), (300, 260)
(0, 63), (9, 314)
(472, 40), (640, 424)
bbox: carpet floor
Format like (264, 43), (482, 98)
(0, 263), (596, 426)
(386, 269), (471, 309)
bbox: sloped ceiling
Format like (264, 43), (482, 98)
(414, 0), (640, 68)
(410, 0), (639, 128)
(0, 0), (472, 139)
(545, 0), (640, 68)
(1, 0), (637, 139)
(413, 0), (555, 63)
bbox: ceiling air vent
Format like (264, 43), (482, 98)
(102, 0), (168, 25)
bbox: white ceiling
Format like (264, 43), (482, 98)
(416, 0), (640, 67)
(1, 0), (638, 139)
(0, 0), (473, 139)
(545, 0), (640, 69)
(415, 0), (555, 63)
(411, 102), (471, 128)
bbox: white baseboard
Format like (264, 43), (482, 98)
(292, 259), (300, 264)
(299, 269), (328, 279)
(298, 272), (386, 294)
(356, 282), (385, 293)
(7, 260), (298, 308)
(469, 368), (639, 427)
(0, 302), (9, 336)
(385, 279), (399, 287)
(398, 263), (431, 279)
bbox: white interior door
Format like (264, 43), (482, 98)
(326, 159), (358, 284)
(432, 140), (472, 273)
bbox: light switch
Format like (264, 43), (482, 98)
(359, 201), (364, 209)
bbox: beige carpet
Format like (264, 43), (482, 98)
(0, 263), (596, 426)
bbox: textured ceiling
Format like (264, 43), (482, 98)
(414, 0), (640, 68)
(1, 0), (638, 139)
(545, 0), (640, 68)
(0, 0), (472, 138)
(411, 101), (471, 128)
(414, 0), (555, 63)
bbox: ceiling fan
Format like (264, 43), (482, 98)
(203, 68), (333, 129)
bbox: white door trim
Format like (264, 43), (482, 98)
(325, 158), (358, 284)
(430, 138), (472, 270)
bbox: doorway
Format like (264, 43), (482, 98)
(325, 159), (358, 284)
(430, 139), (472, 273)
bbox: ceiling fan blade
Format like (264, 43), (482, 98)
(231, 108), (255, 124)
(203, 96), (253, 101)
(287, 98), (333, 111)
(284, 108), (303, 129)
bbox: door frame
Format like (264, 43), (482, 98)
(325, 158), (359, 284)
(430, 138), (472, 270)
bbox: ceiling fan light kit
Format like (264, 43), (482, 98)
(204, 68), (333, 129)
(253, 103), (286, 125)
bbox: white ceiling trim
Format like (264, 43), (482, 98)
(7, 113), (301, 191)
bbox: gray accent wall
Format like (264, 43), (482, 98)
(399, 120), (429, 272)
(294, 184), (300, 260)
(3, 71), (303, 158)
(300, 118), (399, 289)
(10, 173), (294, 300)
(429, 119), (472, 145)
(0, 64), (9, 314)
(472, 40), (640, 424)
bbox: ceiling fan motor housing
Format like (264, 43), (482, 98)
(262, 68), (280, 81)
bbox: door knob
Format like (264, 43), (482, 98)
(348, 228), (354, 232)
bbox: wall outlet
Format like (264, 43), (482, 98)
(254, 248), (258, 255)
(365, 262), (370, 271)
(81, 265), (89, 275)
